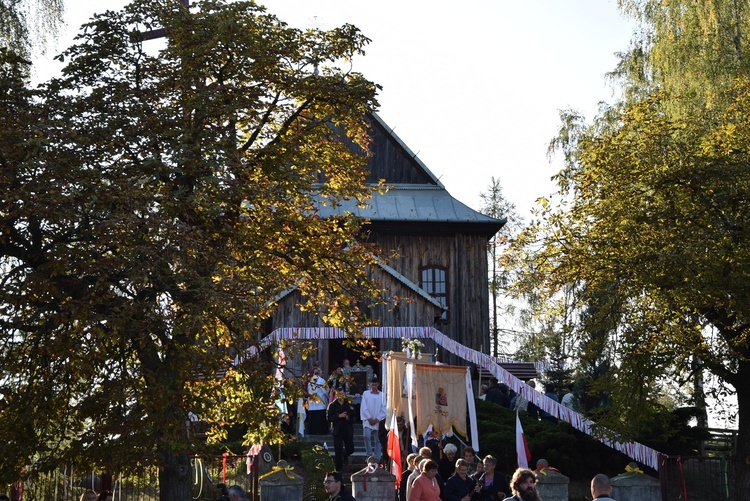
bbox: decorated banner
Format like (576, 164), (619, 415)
(386, 351), (434, 423)
(386, 354), (407, 424)
(414, 364), (468, 438)
(296, 398), (306, 437)
(274, 347), (287, 414)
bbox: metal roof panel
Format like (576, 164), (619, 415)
(317, 186), (504, 226)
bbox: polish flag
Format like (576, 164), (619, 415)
(516, 410), (531, 469)
(387, 413), (403, 488)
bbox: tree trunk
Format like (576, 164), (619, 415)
(735, 361), (750, 500)
(159, 451), (192, 501)
(691, 355), (708, 455)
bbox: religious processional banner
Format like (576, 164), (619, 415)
(414, 364), (468, 438)
(386, 352), (428, 421)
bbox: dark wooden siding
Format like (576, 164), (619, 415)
(270, 270), (447, 374)
(272, 290), (327, 328)
(270, 266), (444, 331)
(368, 267), (444, 328)
(370, 231), (490, 366)
(365, 117), (436, 185)
(275, 112), (499, 371)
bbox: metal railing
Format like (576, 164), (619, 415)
(8, 456), (256, 501)
(659, 455), (735, 501)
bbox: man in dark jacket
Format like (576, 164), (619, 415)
(485, 378), (503, 406)
(328, 388), (355, 471)
(444, 459), (480, 501)
(324, 471), (357, 501)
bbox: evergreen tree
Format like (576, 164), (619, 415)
(480, 177), (521, 357)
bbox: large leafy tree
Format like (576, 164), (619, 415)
(614, 0), (750, 116)
(510, 88), (750, 495)
(506, 0), (750, 495)
(0, 0), (64, 58)
(0, 1), (382, 499)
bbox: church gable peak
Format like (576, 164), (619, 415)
(366, 113), (445, 187)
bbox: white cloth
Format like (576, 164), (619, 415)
(297, 398), (306, 437)
(307, 375), (328, 411)
(513, 394), (529, 412)
(561, 392), (576, 410)
(360, 389), (386, 430)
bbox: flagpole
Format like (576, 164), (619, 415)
(515, 409), (530, 469)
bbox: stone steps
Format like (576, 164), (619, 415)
(304, 422), (370, 453)
(303, 422), (385, 479)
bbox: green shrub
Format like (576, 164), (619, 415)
(295, 441), (335, 501)
(474, 399), (632, 480)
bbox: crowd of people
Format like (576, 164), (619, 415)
(300, 360), (391, 468)
(304, 363), (616, 501)
(325, 449), (617, 501)
(400, 443), (510, 501)
(481, 377), (578, 424)
(303, 363), (582, 463)
(0, 364), (606, 501)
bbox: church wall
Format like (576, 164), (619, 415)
(270, 271), (446, 377)
(369, 231), (490, 365)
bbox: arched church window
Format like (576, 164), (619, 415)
(419, 265), (449, 322)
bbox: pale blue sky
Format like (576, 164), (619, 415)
(36, 0), (635, 220)
(260, 1), (635, 219)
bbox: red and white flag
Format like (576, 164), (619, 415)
(516, 410), (531, 469)
(387, 413), (403, 488)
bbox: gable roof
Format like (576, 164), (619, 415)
(318, 184), (504, 225)
(317, 113), (506, 237)
(367, 113), (445, 187)
(375, 258), (446, 311)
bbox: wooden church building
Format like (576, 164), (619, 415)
(268, 113), (506, 375)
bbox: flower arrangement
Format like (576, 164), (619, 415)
(401, 337), (424, 353)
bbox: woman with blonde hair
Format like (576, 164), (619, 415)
(80, 490), (97, 501)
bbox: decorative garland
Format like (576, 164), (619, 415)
(249, 326), (663, 471)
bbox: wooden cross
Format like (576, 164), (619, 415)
(141, 0), (190, 41)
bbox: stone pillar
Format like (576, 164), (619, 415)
(611, 472), (660, 501)
(257, 444), (275, 477)
(535, 468), (569, 501)
(351, 458), (397, 501)
(258, 460), (304, 501)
